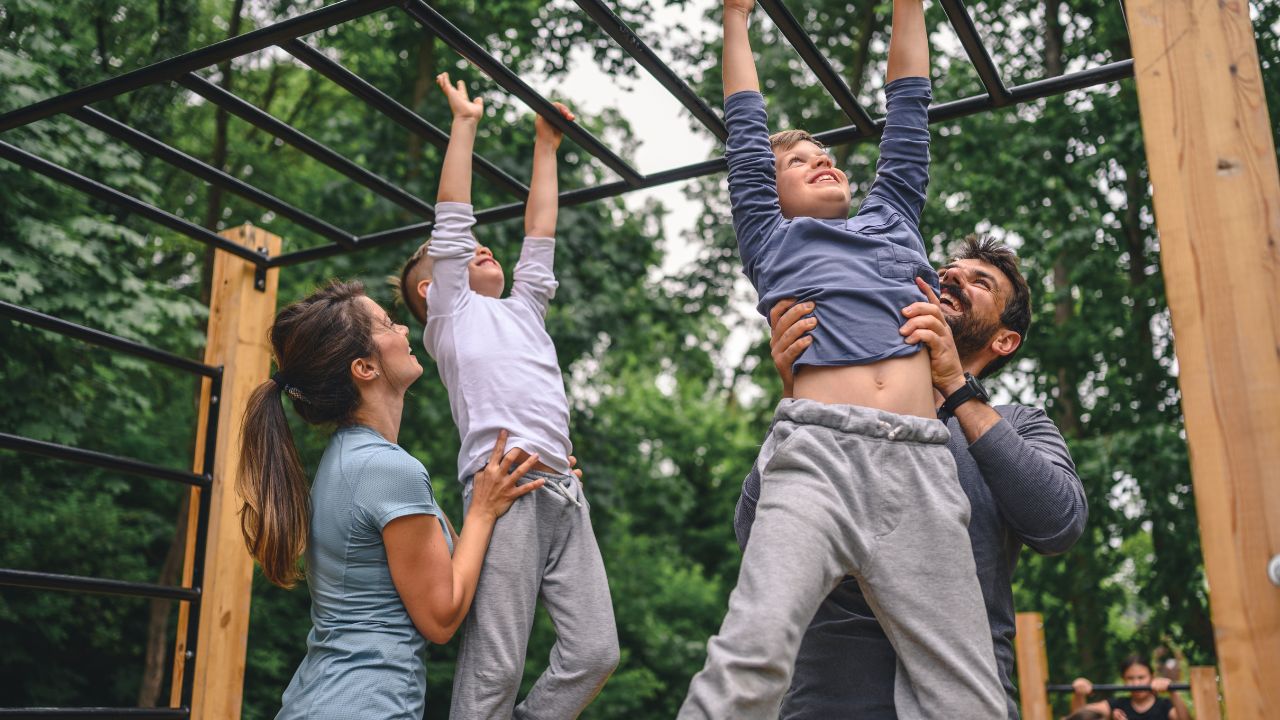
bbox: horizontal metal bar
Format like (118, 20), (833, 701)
(0, 568), (199, 602)
(1046, 683), (1191, 693)
(179, 74), (434, 219)
(280, 39), (530, 200)
(0, 301), (218, 377)
(69, 107), (357, 247)
(938, 0), (1012, 105)
(0, 0), (399, 133)
(0, 432), (210, 487)
(0, 709), (189, 719)
(402, 0), (645, 187)
(570, 0), (726, 142)
(0, 141), (268, 266)
(269, 63), (1132, 267)
(757, 0), (877, 136)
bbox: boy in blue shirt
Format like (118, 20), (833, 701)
(679, 1), (1005, 718)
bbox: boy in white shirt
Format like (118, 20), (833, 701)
(396, 73), (618, 720)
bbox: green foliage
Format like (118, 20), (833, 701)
(2, 0), (1278, 717)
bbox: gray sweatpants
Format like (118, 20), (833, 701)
(451, 471), (619, 720)
(679, 399), (1004, 720)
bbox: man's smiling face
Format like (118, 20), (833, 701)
(938, 258), (1012, 358)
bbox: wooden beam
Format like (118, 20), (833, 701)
(1015, 612), (1051, 720)
(170, 224), (280, 718)
(1126, 0), (1280, 715)
(1189, 666), (1222, 720)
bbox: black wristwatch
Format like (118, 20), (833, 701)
(938, 372), (989, 420)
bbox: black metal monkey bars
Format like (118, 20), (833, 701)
(0, 0), (1134, 716)
(0, 0), (1133, 271)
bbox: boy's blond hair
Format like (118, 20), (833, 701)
(769, 129), (823, 154)
(392, 241), (432, 325)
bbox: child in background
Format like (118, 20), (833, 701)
(679, 1), (1005, 718)
(396, 74), (618, 720)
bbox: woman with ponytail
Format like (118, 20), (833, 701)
(238, 280), (544, 718)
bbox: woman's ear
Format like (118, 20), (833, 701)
(351, 356), (380, 383)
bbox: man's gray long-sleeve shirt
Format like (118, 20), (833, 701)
(734, 404), (1086, 718)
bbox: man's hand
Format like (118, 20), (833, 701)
(437, 72), (483, 123)
(535, 102), (574, 150)
(768, 298), (816, 398)
(901, 277), (966, 396)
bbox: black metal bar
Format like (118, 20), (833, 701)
(938, 0), (1012, 105)
(179, 370), (221, 709)
(0, 0), (399, 133)
(402, 0), (645, 187)
(0, 141), (268, 266)
(1046, 683), (1191, 693)
(0, 708), (189, 718)
(570, 0), (727, 142)
(280, 39), (530, 200)
(0, 432), (210, 487)
(756, 0), (877, 135)
(0, 568), (200, 602)
(179, 74), (435, 219)
(69, 108), (357, 247)
(0, 301), (217, 377)
(268, 62), (1131, 267)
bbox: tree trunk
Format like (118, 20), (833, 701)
(406, 35), (437, 184)
(199, 0), (245, 304)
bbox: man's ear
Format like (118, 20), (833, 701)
(351, 356), (379, 383)
(990, 329), (1022, 358)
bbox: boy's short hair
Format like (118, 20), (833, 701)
(950, 234), (1032, 377)
(393, 242), (432, 325)
(769, 129), (823, 154)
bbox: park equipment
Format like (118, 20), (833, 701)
(0, 0), (1276, 718)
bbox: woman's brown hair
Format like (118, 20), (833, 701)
(237, 280), (373, 587)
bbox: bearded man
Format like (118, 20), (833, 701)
(736, 235), (1087, 719)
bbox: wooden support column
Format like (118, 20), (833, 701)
(170, 224), (280, 718)
(1015, 612), (1051, 720)
(1126, 1), (1280, 715)
(1189, 666), (1222, 720)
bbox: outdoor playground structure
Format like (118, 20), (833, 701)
(0, 0), (1276, 717)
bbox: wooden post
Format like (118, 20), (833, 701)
(169, 224), (280, 718)
(1015, 612), (1051, 720)
(1126, 1), (1280, 715)
(1189, 666), (1222, 720)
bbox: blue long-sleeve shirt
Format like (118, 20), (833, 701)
(725, 76), (938, 369)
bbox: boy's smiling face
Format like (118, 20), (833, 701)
(468, 245), (505, 298)
(773, 139), (851, 220)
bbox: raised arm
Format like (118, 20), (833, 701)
(426, 73), (483, 315)
(436, 72), (481, 204)
(860, 0), (932, 230)
(886, 0), (928, 83)
(723, 0), (760, 98)
(511, 103), (573, 316)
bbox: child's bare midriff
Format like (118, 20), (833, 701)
(792, 351), (935, 418)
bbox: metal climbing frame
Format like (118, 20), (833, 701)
(0, 0), (1134, 271)
(0, 0), (1135, 715)
(0, 302), (221, 719)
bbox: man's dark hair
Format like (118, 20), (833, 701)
(950, 234), (1032, 377)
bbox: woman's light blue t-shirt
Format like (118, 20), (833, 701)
(277, 425), (453, 720)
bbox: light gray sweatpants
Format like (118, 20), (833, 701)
(679, 399), (1004, 720)
(451, 470), (619, 720)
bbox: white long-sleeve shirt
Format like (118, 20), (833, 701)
(422, 202), (572, 482)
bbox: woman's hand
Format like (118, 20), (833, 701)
(469, 429), (543, 521)
(437, 72), (483, 123)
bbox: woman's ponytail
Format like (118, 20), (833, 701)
(235, 281), (372, 588)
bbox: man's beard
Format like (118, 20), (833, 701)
(941, 282), (1001, 359)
